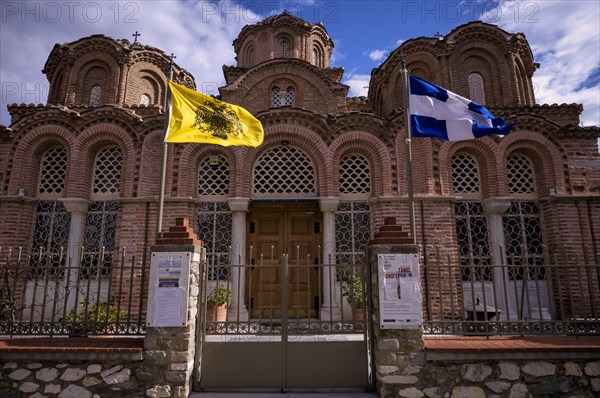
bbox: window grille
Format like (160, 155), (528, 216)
(196, 202), (232, 280)
(92, 145), (122, 195)
(81, 201), (118, 279)
(89, 85), (102, 106)
(335, 202), (370, 266)
(451, 153), (480, 194)
(468, 73), (485, 105)
(198, 155), (229, 196)
(28, 201), (70, 279)
(507, 154), (535, 194)
(271, 87), (282, 107)
(140, 94), (150, 106)
(454, 201), (492, 281)
(503, 201), (546, 280)
(339, 154), (371, 194)
(247, 48), (254, 67)
(284, 88), (295, 106)
(279, 40), (289, 57)
(312, 49), (318, 66)
(38, 147), (67, 195)
(253, 146), (315, 195)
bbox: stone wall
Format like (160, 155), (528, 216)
(1, 360), (144, 398)
(375, 350), (600, 398)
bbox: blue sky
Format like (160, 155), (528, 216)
(1, 0), (599, 128)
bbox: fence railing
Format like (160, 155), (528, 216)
(422, 246), (600, 336)
(0, 247), (147, 336)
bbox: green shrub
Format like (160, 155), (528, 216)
(62, 299), (125, 333)
(206, 285), (232, 307)
(342, 274), (365, 309)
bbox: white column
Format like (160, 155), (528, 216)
(482, 197), (512, 317)
(60, 198), (90, 309)
(319, 197), (342, 321)
(227, 197), (249, 321)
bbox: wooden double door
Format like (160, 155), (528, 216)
(247, 204), (321, 319)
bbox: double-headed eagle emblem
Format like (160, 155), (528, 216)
(192, 101), (243, 140)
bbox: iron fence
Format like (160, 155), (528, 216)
(0, 246), (147, 336)
(422, 245), (600, 336)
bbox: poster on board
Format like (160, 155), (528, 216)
(378, 253), (422, 329)
(147, 252), (191, 327)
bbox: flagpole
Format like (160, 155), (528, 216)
(401, 57), (417, 245)
(157, 54), (175, 239)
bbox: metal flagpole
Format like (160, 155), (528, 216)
(157, 53), (176, 239)
(401, 55), (417, 245)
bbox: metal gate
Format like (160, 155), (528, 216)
(194, 253), (371, 391)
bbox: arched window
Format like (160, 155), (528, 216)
(339, 154), (371, 194)
(507, 153), (535, 194)
(247, 48), (255, 67)
(451, 153), (480, 195)
(89, 85), (102, 106)
(468, 73), (486, 105)
(92, 145), (122, 196)
(253, 146), (315, 195)
(312, 49), (318, 66)
(271, 87), (282, 107)
(279, 40), (289, 58)
(38, 147), (67, 196)
(198, 155), (230, 196)
(284, 87), (295, 106)
(140, 94), (150, 106)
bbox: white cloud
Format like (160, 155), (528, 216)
(343, 73), (370, 97)
(368, 49), (387, 62)
(482, 0), (600, 126)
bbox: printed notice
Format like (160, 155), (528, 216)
(378, 253), (422, 329)
(152, 288), (183, 326)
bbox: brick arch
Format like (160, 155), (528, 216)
(438, 137), (501, 198)
(70, 52), (120, 105)
(228, 60), (345, 114)
(138, 130), (167, 197)
(330, 132), (392, 197)
(74, 123), (136, 198)
(499, 130), (566, 196)
(238, 124), (330, 197)
(125, 62), (167, 106)
(7, 125), (75, 198)
(394, 129), (438, 195)
(176, 144), (237, 198)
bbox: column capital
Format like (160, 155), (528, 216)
(60, 198), (90, 213)
(482, 197), (513, 216)
(227, 197), (250, 212)
(319, 197), (340, 212)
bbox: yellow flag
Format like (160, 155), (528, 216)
(166, 80), (264, 147)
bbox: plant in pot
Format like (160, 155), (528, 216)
(342, 274), (365, 325)
(206, 285), (232, 322)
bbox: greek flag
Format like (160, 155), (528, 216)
(409, 75), (513, 141)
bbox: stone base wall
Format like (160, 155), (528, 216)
(1, 360), (145, 398)
(376, 354), (600, 398)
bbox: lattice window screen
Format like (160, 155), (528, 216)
(92, 146), (122, 195)
(28, 201), (71, 279)
(196, 202), (232, 280)
(280, 40), (288, 57)
(81, 201), (118, 279)
(253, 146), (315, 195)
(271, 87), (282, 107)
(140, 94), (150, 106)
(284, 88), (295, 106)
(198, 155), (229, 196)
(503, 201), (546, 280)
(451, 153), (480, 194)
(468, 73), (485, 105)
(507, 154), (535, 194)
(312, 49), (318, 65)
(335, 202), (370, 266)
(247, 48), (254, 67)
(89, 85), (102, 106)
(339, 154), (371, 194)
(38, 147), (67, 195)
(454, 201), (492, 281)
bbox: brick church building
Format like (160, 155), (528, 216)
(1, 12), (599, 324)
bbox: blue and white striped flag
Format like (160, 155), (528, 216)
(409, 75), (513, 141)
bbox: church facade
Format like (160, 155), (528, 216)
(1, 13), (599, 324)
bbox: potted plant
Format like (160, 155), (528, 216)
(342, 274), (365, 323)
(206, 285), (232, 322)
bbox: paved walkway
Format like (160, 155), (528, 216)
(190, 392), (378, 398)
